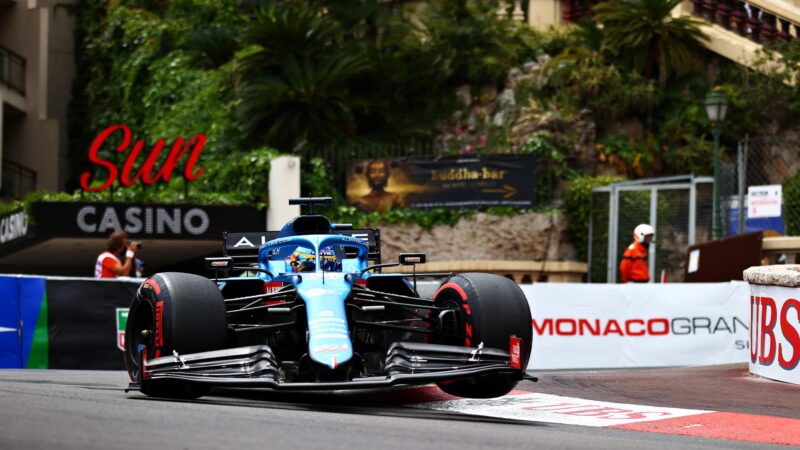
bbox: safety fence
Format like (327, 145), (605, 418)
(726, 136), (800, 239)
(589, 175), (714, 283)
(0, 275), (751, 371)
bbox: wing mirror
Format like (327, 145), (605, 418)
(399, 253), (426, 265)
(205, 257), (233, 270)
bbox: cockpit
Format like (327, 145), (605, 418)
(260, 237), (366, 276)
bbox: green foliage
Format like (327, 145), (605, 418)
(542, 21), (661, 123)
(563, 176), (622, 261)
(592, 0), (708, 86)
(421, 0), (542, 86)
(231, 1), (467, 151)
(520, 131), (578, 204)
(784, 172), (800, 236)
(0, 146), (277, 218)
(69, 0), (251, 198)
(234, 6), (371, 150)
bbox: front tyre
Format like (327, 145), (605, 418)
(433, 273), (532, 398)
(124, 272), (228, 399)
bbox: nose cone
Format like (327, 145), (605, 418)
(297, 274), (353, 369)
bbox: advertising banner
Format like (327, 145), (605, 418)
(0, 277), (21, 368)
(522, 282), (750, 370)
(0, 276), (48, 369)
(346, 154), (536, 211)
(748, 284), (800, 385)
(46, 278), (138, 370)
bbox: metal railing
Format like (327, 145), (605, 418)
(0, 45), (25, 95)
(689, 0), (800, 44)
(1, 159), (37, 199)
(557, 0), (800, 47)
(589, 175), (714, 283)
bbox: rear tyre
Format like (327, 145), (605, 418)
(124, 272), (228, 399)
(433, 273), (532, 398)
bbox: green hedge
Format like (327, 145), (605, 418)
(563, 175), (622, 261)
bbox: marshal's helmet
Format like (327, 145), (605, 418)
(633, 223), (655, 244)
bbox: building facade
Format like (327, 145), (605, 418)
(0, 0), (75, 198)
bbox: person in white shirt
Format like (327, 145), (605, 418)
(95, 230), (138, 278)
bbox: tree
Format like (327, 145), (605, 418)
(592, 0), (708, 87)
(233, 6), (372, 150)
(421, 0), (541, 86)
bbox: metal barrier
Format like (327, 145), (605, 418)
(590, 175), (714, 283)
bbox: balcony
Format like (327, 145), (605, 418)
(1, 159), (36, 199)
(688, 0), (800, 45)
(0, 45), (25, 95)
(553, 0), (800, 70)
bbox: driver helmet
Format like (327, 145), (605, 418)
(633, 223), (655, 244)
(289, 246), (316, 272)
(319, 246), (342, 272)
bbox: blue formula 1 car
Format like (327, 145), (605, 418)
(125, 198), (533, 399)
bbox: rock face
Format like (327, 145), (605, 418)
(744, 265), (800, 287)
(378, 212), (577, 263)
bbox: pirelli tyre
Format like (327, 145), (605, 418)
(124, 272), (227, 399)
(433, 273), (532, 398)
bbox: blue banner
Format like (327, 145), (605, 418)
(0, 277), (20, 368)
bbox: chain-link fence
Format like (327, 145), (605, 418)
(589, 176), (714, 283)
(726, 136), (800, 237)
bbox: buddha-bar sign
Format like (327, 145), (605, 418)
(346, 153), (536, 212)
(79, 125), (206, 192)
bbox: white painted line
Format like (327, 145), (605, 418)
(411, 392), (712, 427)
(0, 326), (17, 333)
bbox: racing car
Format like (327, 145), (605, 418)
(125, 197), (533, 399)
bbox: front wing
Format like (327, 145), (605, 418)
(127, 342), (529, 391)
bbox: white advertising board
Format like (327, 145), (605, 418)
(521, 282), (750, 370)
(748, 185), (782, 218)
(748, 284), (800, 385)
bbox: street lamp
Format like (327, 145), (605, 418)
(705, 91), (728, 240)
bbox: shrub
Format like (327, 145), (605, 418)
(563, 175), (622, 261)
(784, 171), (800, 236)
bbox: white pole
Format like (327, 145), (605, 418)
(267, 156), (301, 230)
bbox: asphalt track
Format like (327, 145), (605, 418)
(0, 364), (797, 450)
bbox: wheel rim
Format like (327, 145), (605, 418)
(126, 301), (154, 381)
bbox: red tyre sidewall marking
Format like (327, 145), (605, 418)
(154, 300), (164, 358)
(435, 282), (473, 347)
(143, 278), (161, 295)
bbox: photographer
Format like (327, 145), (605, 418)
(94, 230), (140, 278)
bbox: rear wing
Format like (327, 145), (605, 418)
(222, 229), (381, 265)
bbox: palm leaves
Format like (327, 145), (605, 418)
(592, 0), (708, 86)
(234, 6), (372, 149)
(237, 53), (372, 149)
